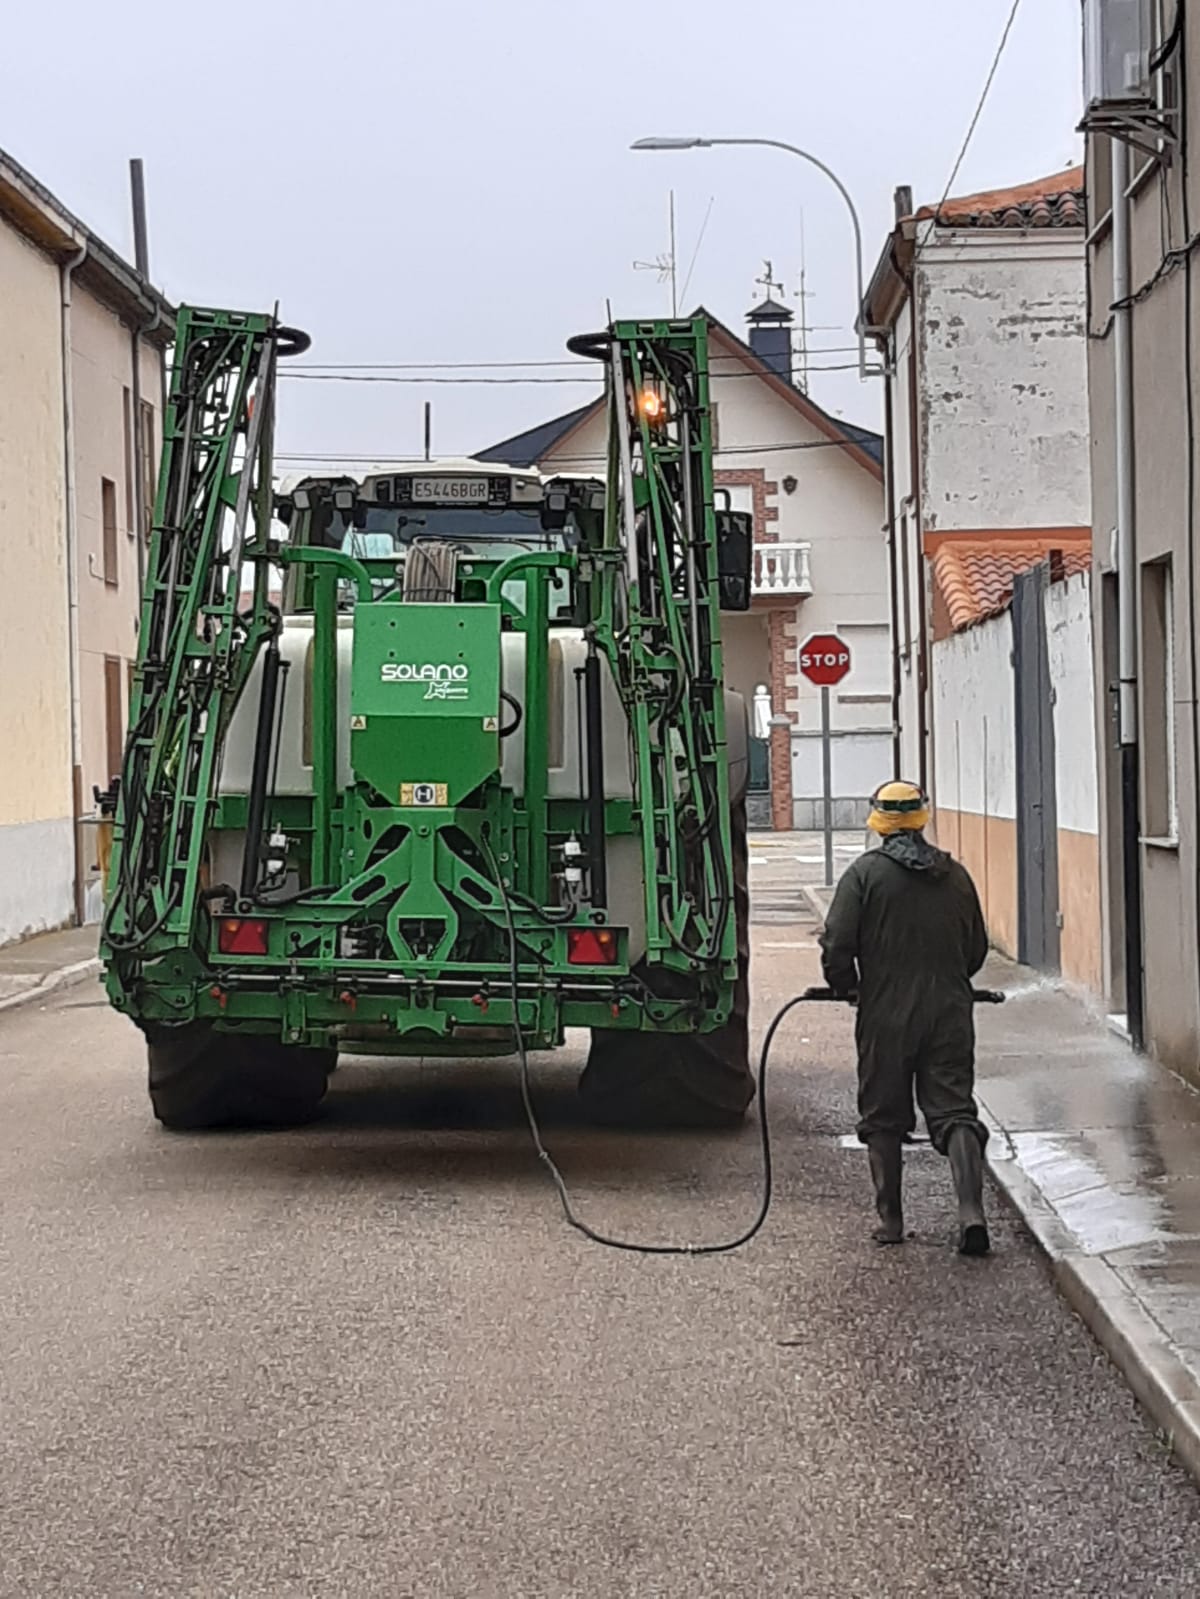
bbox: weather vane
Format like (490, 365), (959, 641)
(755, 260), (785, 301)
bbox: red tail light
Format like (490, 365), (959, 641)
(567, 927), (618, 966)
(217, 917), (269, 956)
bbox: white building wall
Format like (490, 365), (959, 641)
(932, 618), (1017, 824)
(931, 613), (1019, 954)
(930, 573), (1099, 981)
(542, 334), (890, 826)
(1045, 571), (1098, 836)
(546, 344), (886, 597)
(916, 233), (1091, 533)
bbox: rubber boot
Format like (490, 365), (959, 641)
(947, 1126), (990, 1256)
(866, 1137), (904, 1245)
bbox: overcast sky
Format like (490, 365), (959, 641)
(5, 0), (1083, 462)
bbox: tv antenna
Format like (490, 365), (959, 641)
(634, 190), (678, 314)
(796, 220), (815, 393)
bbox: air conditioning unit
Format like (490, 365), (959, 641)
(1082, 0), (1156, 115)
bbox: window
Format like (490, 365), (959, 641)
(1087, 133), (1113, 231)
(101, 478), (119, 587)
(139, 401), (156, 537)
(104, 656), (124, 784)
(122, 387), (134, 533)
(720, 484), (754, 516)
(1141, 557), (1176, 840)
(836, 623), (892, 704)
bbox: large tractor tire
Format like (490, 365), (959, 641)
(578, 791), (753, 1129)
(145, 1024), (335, 1132)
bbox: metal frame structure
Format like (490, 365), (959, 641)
(101, 310), (740, 1057)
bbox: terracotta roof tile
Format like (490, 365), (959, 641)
(931, 538), (1090, 633)
(915, 167), (1084, 231)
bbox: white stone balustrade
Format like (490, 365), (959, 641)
(752, 541), (813, 597)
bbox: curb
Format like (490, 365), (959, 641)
(982, 1110), (1200, 1485)
(801, 885), (834, 924)
(0, 957), (101, 1018)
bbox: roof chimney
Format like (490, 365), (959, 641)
(746, 295), (793, 383)
(894, 184), (913, 223)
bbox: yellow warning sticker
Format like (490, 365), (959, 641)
(400, 783), (448, 807)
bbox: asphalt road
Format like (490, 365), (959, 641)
(2, 911), (1199, 1597)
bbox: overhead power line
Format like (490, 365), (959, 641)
(287, 348), (865, 373)
(272, 436), (878, 466)
(280, 362), (866, 386)
(924, 0), (1025, 238)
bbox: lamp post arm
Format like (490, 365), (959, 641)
(700, 138), (867, 379)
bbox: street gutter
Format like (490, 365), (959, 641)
(0, 958), (101, 1018)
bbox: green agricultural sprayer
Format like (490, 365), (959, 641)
(100, 307), (754, 1129)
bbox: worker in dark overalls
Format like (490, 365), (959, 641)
(820, 782), (991, 1256)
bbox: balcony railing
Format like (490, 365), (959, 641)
(752, 541), (813, 598)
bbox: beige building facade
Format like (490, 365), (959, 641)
(0, 149), (171, 943)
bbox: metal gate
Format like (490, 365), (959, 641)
(746, 736), (772, 831)
(748, 736), (770, 794)
(1013, 563), (1061, 972)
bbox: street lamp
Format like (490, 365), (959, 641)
(630, 136), (874, 381)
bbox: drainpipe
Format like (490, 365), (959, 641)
(129, 301), (164, 600)
(906, 284), (929, 796)
(1112, 137), (1145, 1051)
(878, 330), (901, 775)
(60, 239), (88, 927)
(129, 157), (158, 599)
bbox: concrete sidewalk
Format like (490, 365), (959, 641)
(975, 975), (1200, 1481)
(805, 876), (1200, 1482)
(0, 924), (100, 1015)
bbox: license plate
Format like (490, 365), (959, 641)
(411, 477), (489, 504)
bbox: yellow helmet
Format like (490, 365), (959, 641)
(867, 780), (930, 836)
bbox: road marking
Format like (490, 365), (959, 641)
(761, 940), (814, 949)
(837, 1134), (934, 1152)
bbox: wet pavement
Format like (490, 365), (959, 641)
(974, 971), (1200, 1477)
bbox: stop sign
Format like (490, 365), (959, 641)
(798, 632), (852, 687)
